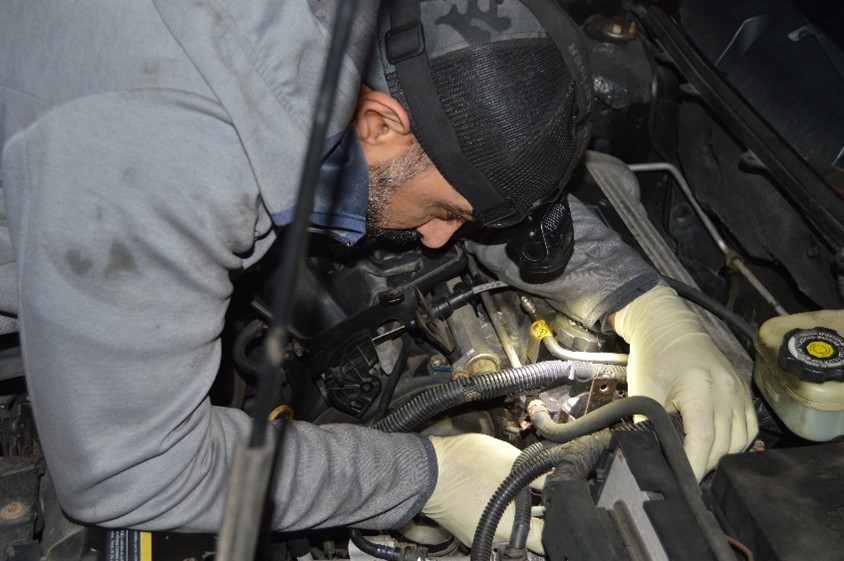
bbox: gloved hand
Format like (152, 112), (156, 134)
(612, 284), (758, 480)
(422, 434), (544, 553)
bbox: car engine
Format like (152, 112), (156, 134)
(1, 1), (842, 560)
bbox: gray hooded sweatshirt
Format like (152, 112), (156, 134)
(0, 0), (658, 534)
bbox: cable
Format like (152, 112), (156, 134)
(373, 361), (574, 433)
(472, 280), (510, 295)
(627, 162), (789, 316)
(429, 280), (508, 320)
(506, 487), (532, 557)
(370, 334), (412, 422)
(505, 440), (575, 555)
(663, 277), (757, 344)
(725, 535), (755, 561)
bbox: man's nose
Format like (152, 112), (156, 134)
(415, 219), (463, 249)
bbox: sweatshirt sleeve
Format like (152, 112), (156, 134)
(1, 90), (435, 532)
(466, 195), (662, 333)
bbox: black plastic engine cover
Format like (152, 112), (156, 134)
(712, 441), (844, 561)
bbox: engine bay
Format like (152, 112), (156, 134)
(1, 1), (843, 560)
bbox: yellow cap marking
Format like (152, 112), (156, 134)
(806, 340), (836, 359)
(531, 320), (552, 341)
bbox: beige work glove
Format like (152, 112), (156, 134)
(422, 434), (544, 553)
(613, 284), (758, 481)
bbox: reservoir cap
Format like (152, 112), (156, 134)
(779, 327), (844, 383)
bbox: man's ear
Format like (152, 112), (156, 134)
(353, 87), (413, 148)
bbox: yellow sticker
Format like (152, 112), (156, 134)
(140, 532), (152, 561)
(806, 340), (835, 359)
(531, 320), (552, 341)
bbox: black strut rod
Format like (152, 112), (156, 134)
(216, 2), (359, 560)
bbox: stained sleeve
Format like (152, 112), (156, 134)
(466, 195), (661, 333)
(1, 91), (435, 532)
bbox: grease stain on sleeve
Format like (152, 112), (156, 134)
(104, 241), (139, 279)
(65, 249), (93, 277)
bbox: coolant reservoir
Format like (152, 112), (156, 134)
(754, 310), (844, 441)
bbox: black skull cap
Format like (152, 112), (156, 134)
(367, 0), (593, 228)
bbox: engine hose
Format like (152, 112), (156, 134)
(350, 530), (470, 561)
(370, 334), (412, 423)
(474, 396), (735, 561)
(507, 489), (531, 558)
(663, 277), (756, 345)
(506, 440), (558, 554)
(373, 361), (574, 433)
(350, 531), (401, 561)
(232, 319), (265, 380)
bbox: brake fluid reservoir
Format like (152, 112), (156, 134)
(754, 310), (844, 441)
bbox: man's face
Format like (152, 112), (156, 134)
(365, 140), (474, 249)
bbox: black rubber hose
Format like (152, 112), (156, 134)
(370, 334), (412, 423)
(663, 277), (757, 345)
(374, 361), (573, 433)
(472, 396), (735, 561)
(507, 488), (531, 556)
(506, 440), (560, 554)
(349, 530), (401, 561)
(232, 319), (265, 380)
(753, 394), (784, 434)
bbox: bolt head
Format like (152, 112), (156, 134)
(0, 501), (25, 521)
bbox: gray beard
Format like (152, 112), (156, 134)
(364, 140), (432, 246)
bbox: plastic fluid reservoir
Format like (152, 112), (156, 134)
(754, 310), (844, 441)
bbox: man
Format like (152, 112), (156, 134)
(0, 0), (755, 552)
